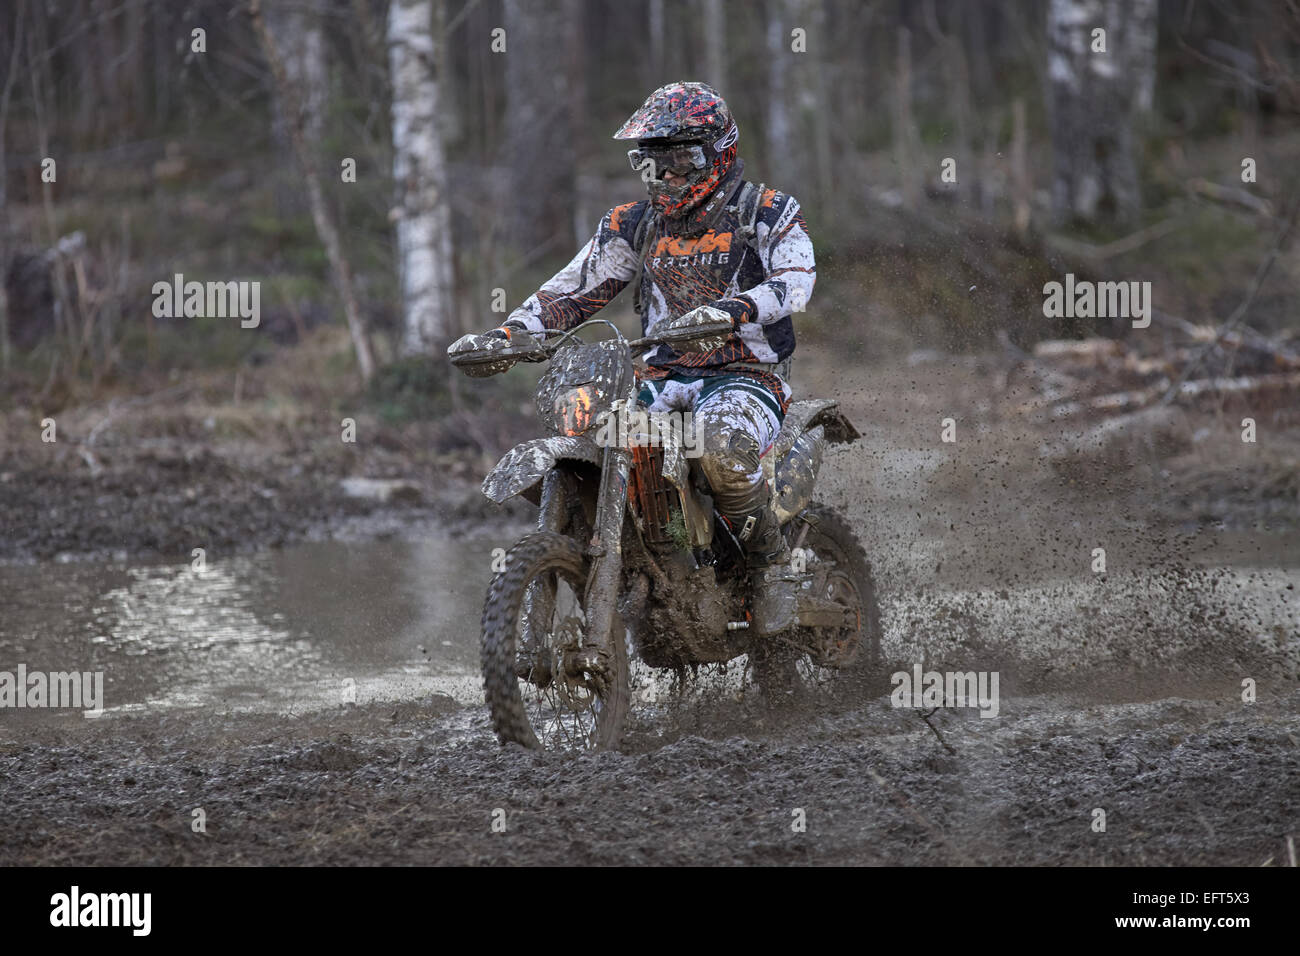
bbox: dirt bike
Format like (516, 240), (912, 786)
(451, 316), (882, 751)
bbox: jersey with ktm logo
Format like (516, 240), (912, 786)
(504, 183), (815, 412)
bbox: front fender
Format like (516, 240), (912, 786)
(481, 435), (604, 505)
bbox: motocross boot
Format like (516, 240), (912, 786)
(736, 505), (799, 637)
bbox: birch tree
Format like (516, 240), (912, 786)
(387, 0), (455, 354)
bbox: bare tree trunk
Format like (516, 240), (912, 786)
(249, 0), (374, 383)
(1046, 0), (1157, 227)
(648, 0), (665, 84)
(804, 0), (833, 206)
(770, 0), (829, 200)
(563, 0), (590, 247)
(348, 0), (391, 124)
(26, 5), (77, 371)
(266, 0), (328, 221)
(964, 0), (994, 104)
(501, 0), (575, 258)
(73, 0), (95, 145)
(924, 0), (973, 204)
(700, 0), (727, 93)
(766, 0), (792, 185)
(0, 0), (23, 370)
(1011, 97), (1031, 236)
(1126, 0), (1158, 115)
(893, 25), (921, 209)
(152, 0), (168, 126)
(125, 0), (147, 135)
(430, 0), (458, 145)
(267, 0), (327, 147)
(388, 0), (455, 356)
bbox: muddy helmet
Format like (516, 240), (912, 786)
(613, 82), (739, 220)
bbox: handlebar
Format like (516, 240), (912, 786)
(633, 317), (734, 350)
(448, 317), (734, 370)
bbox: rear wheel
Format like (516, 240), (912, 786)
(751, 504), (882, 701)
(481, 532), (630, 750)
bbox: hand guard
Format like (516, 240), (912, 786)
(660, 304), (733, 353)
(447, 322), (531, 378)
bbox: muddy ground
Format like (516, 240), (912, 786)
(1, 346), (1297, 866)
(2, 685), (1297, 866)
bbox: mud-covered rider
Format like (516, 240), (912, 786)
(448, 82), (816, 637)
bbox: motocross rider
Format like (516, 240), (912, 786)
(448, 82), (816, 637)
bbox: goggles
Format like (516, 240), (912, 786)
(627, 143), (709, 180)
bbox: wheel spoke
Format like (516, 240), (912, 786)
(483, 532), (630, 751)
(516, 572), (604, 750)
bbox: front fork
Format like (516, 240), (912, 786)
(537, 469), (567, 533)
(580, 438), (632, 669)
(520, 460), (628, 685)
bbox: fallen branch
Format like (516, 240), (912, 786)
(1048, 371), (1300, 419)
(1152, 309), (1300, 369)
(1187, 177), (1275, 217)
(1044, 216), (1185, 261)
(918, 707), (956, 755)
(1158, 191), (1300, 405)
(1032, 337), (1125, 363)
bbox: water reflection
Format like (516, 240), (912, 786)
(0, 534), (495, 724)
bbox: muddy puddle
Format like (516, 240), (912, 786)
(2, 398), (1297, 864)
(0, 533), (500, 727)
(3, 522), (1296, 731)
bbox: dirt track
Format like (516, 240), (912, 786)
(2, 682), (1297, 866)
(1, 357), (1297, 866)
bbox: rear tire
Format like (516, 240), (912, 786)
(795, 503), (882, 672)
(751, 503), (883, 701)
(481, 531), (630, 750)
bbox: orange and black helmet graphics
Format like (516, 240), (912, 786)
(614, 82), (739, 220)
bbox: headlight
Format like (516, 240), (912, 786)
(550, 385), (604, 436)
(535, 341), (623, 436)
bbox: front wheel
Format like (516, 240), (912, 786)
(481, 531), (630, 750)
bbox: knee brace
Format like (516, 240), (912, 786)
(698, 427), (768, 517)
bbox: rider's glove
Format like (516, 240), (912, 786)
(659, 302), (742, 353)
(707, 297), (758, 329)
(448, 320), (532, 377)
